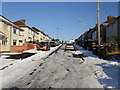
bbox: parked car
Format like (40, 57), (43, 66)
(55, 41), (59, 46)
(50, 41), (56, 47)
(65, 43), (75, 51)
(28, 41), (39, 44)
(38, 42), (50, 51)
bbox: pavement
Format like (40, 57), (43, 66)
(0, 45), (62, 89)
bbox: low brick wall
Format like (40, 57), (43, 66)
(11, 46), (25, 53)
(24, 42), (36, 50)
(11, 42), (36, 53)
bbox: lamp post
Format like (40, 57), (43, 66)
(97, 0), (101, 53)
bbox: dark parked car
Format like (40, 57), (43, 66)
(38, 42), (50, 51)
(50, 41), (56, 47)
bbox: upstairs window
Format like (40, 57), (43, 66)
(32, 31), (34, 35)
(28, 29), (31, 34)
(4, 23), (8, 30)
(19, 30), (22, 36)
(13, 28), (17, 34)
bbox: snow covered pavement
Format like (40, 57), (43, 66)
(0, 45), (61, 89)
(76, 45), (120, 89)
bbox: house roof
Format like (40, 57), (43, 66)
(0, 15), (24, 31)
(103, 17), (116, 23)
(32, 27), (40, 32)
(13, 20), (36, 32)
(13, 20), (28, 27)
(31, 27), (49, 37)
(117, 16), (120, 19)
(0, 15), (13, 23)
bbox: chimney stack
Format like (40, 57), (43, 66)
(107, 16), (115, 20)
(20, 19), (26, 24)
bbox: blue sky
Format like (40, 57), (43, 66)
(2, 2), (118, 41)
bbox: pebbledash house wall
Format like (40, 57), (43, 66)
(0, 18), (12, 52)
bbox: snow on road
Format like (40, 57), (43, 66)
(76, 45), (120, 89)
(24, 46), (102, 88)
(0, 45), (61, 89)
(1, 45), (119, 89)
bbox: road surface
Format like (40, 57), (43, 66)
(8, 45), (102, 88)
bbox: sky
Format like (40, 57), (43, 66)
(1, 2), (118, 41)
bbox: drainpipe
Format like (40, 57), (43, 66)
(10, 24), (13, 52)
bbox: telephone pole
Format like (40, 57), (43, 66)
(97, 0), (101, 53)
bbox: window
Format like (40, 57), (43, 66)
(28, 29), (31, 34)
(19, 40), (22, 43)
(19, 30), (22, 36)
(13, 28), (17, 34)
(19, 40), (23, 45)
(2, 38), (7, 45)
(113, 22), (117, 30)
(13, 40), (17, 45)
(4, 23), (8, 30)
(32, 31), (34, 35)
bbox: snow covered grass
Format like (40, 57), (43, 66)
(76, 45), (120, 89)
(0, 45), (61, 89)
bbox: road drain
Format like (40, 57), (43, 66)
(5, 53), (36, 59)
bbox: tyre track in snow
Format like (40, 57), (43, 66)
(27, 45), (103, 88)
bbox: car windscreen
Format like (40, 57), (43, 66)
(50, 42), (55, 44)
(40, 42), (48, 45)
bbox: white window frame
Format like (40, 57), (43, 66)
(4, 23), (8, 30)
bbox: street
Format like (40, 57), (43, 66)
(1, 45), (102, 88)
(27, 45), (103, 88)
(1, 45), (119, 89)
(1, 2), (119, 89)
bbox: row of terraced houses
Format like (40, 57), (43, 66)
(0, 15), (52, 52)
(76, 16), (120, 50)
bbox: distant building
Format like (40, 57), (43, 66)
(32, 27), (51, 42)
(69, 39), (75, 43)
